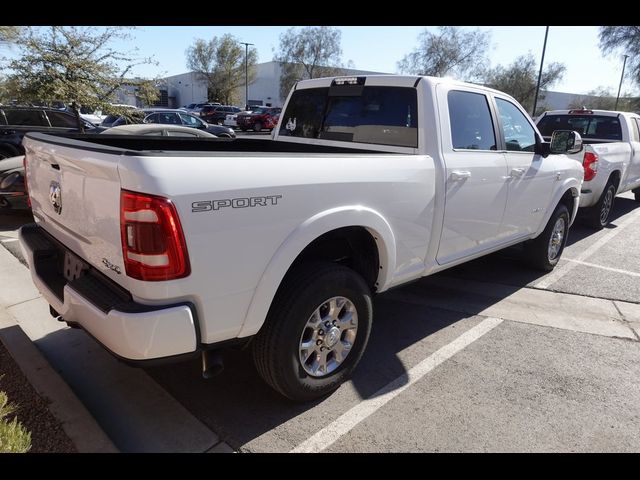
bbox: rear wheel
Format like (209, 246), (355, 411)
(252, 262), (372, 401)
(253, 121), (263, 133)
(524, 203), (570, 271)
(584, 180), (616, 229)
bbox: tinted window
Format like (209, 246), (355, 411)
(448, 91), (496, 150)
(495, 98), (536, 152)
(143, 130), (163, 136)
(166, 130), (198, 137)
(537, 114), (623, 141)
(280, 86), (418, 148)
(149, 112), (180, 125)
(46, 111), (78, 128)
(4, 109), (48, 126)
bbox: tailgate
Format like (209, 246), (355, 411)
(23, 134), (125, 284)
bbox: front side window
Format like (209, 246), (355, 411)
(495, 98), (536, 152)
(447, 90), (496, 151)
(280, 86), (418, 148)
(179, 113), (204, 127)
(46, 111), (78, 128)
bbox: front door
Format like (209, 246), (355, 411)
(494, 97), (555, 237)
(436, 88), (509, 265)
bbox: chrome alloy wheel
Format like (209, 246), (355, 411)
(298, 296), (358, 377)
(548, 217), (566, 261)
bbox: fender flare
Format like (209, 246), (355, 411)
(237, 206), (397, 338)
(535, 179), (581, 236)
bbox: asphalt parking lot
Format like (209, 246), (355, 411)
(1, 192), (640, 452)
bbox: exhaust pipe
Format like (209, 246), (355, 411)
(202, 350), (224, 379)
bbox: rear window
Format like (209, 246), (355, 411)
(3, 109), (48, 126)
(46, 111), (78, 128)
(280, 86), (418, 148)
(537, 114), (623, 141)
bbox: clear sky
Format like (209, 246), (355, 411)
(5, 26), (638, 96)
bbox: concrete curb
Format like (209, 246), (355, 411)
(0, 308), (118, 452)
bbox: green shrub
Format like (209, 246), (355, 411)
(0, 390), (31, 453)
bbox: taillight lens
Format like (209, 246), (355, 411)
(120, 190), (190, 281)
(23, 155), (31, 208)
(583, 151), (598, 182)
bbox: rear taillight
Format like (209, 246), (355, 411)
(583, 151), (598, 182)
(120, 190), (190, 281)
(23, 155), (31, 208)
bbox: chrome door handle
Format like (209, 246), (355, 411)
(450, 170), (471, 181)
(510, 168), (526, 177)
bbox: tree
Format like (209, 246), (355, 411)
(274, 26), (345, 101)
(0, 26), (22, 46)
(397, 26), (490, 81)
(483, 54), (566, 115)
(2, 26), (157, 125)
(186, 34), (257, 106)
(130, 78), (161, 108)
(599, 26), (640, 87)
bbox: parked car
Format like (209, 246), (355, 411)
(186, 102), (221, 117)
(536, 108), (640, 228)
(142, 109), (236, 138)
(0, 106), (102, 159)
(200, 105), (242, 125)
(19, 75), (583, 401)
(236, 107), (282, 132)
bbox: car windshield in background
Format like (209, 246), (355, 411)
(279, 86), (418, 148)
(537, 114), (623, 141)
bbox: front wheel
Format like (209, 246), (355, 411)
(252, 262), (372, 402)
(524, 203), (570, 271)
(253, 121), (263, 132)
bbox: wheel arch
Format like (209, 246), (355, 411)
(535, 181), (580, 236)
(238, 206), (396, 338)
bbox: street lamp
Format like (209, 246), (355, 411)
(240, 42), (254, 110)
(615, 54), (630, 111)
(532, 26), (549, 118)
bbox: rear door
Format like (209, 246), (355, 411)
(436, 87), (509, 265)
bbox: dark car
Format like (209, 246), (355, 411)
(236, 107), (282, 132)
(200, 105), (242, 125)
(142, 109), (236, 138)
(0, 106), (102, 159)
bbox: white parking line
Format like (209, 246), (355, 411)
(535, 208), (640, 289)
(563, 258), (640, 278)
(0, 238), (19, 243)
(290, 317), (503, 453)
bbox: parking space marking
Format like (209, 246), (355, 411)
(290, 317), (503, 453)
(563, 258), (640, 278)
(0, 238), (19, 243)
(535, 208), (640, 289)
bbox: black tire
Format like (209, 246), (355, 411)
(240, 127), (248, 132)
(524, 203), (570, 272)
(253, 121), (263, 133)
(584, 180), (616, 229)
(633, 188), (640, 203)
(252, 262), (373, 402)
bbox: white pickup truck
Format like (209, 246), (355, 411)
(19, 75), (584, 401)
(537, 109), (640, 228)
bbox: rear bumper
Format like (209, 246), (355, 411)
(18, 224), (199, 362)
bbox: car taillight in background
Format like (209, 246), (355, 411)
(583, 151), (599, 182)
(120, 190), (190, 281)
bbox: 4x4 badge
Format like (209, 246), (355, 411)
(49, 181), (62, 215)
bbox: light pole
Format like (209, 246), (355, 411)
(532, 26), (549, 118)
(615, 54), (629, 111)
(240, 42), (254, 109)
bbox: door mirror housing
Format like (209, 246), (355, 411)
(550, 130), (583, 155)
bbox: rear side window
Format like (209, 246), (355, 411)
(537, 114), (623, 141)
(448, 90), (497, 151)
(280, 86), (418, 148)
(46, 111), (78, 128)
(4, 109), (48, 126)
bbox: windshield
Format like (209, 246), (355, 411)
(537, 114), (623, 141)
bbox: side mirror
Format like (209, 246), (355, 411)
(550, 130), (583, 155)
